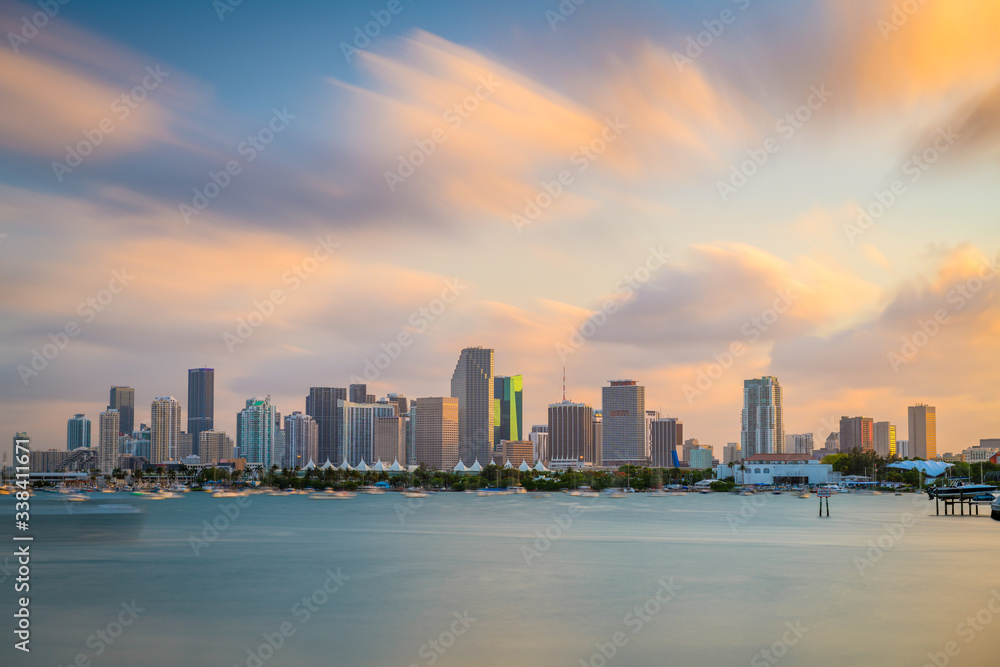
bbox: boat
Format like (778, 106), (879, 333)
(212, 490), (249, 498)
(798, 491), (810, 498)
(148, 491), (181, 499)
(772, 491), (783, 495)
(508, 486), (527, 494)
(926, 484), (997, 499)
(991, 495), (1000, 521)
(401, 490), (429, 498)
(607, 490), (626, 498)
(309, 490), (355, 499)
(357, 486), (385, 495)
(66, 493), (91, 502)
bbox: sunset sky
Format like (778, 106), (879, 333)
(2, 0), (999, 460)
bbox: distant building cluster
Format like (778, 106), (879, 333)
(13, 356), (976, 477)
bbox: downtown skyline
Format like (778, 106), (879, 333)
(3, 0), (1000, 460)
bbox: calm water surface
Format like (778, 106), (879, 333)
(3, 491), (1000, 666)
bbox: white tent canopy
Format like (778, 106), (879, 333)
(304, 459), (316, 470)
(355, 460), (370, 472)
(887, 460), (954, 477)
(338, 459), (353, 471)
(452, 461), (467, 472)
(533, 461), (549, 472)
(371, 460), (386, 472)
(518, 460), (531, 472)
(503, 461), (512, 469)
(389, 460), (404, 472)
(320, 460), (335, 470)
(467, 460), (483, 472)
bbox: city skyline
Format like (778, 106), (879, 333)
(3, 0), (1000, 464)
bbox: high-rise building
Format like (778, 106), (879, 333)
(722, 442), (740, 465)
(238, 396), (276, 468)
(349, 384), (368, 404)
(682, 438), (700, 464)
(840, 416), (874, 453)
(176, 432), (194, 460)
(340, 400), (397, 465)
(497, 440), (533, 467)
(897, 440), (910, 458)
(151, 396), (181, 464)
(601, 380), (646, 465)
(98, 409), (120, 473)
(592, 412), (602, 465)
(908, 404), (936, 459)
(450, 347), (494, 466)
(387, 393), (408, 417)
(109, 386), (135, 435)
(374, 415), (405, 465)
(650, 418), (683, 468)
(785, 433), (814, 456)
(873, 422), (897, 458)
(284, 412), (319, 468)
(67, 414), (91, 450)
(306, 387), (345, 464)
(273, 412), (285, 468)
(493, 375), (523, 447)
(413, 397), (459, 470)
(548, 400), (594, 467)
(825, 432), (839, 451)
(187, 368), (214, 455)
(529, 425), (549, 464)
(741, 376), (784, 458)
(199, 430), (235, 466)
(689, 447), (713, 469)
(644, 410), (660, 461)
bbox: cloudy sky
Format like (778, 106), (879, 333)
(2, 0), (999, 460)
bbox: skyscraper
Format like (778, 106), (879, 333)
(306, 387), (344, 464)
(785, 433), (814, 456)
(150, 396), (181, 464)
(493, 375), (523, 446)
(187, 368), (214, 455)
(239, 396), (276, 468)
(413, 397), (459, 470)
(284, 412), (319, 468)
(340, 399), (397, 465)
(387, 393), (408, 416)
(547, 400), (593, 467)
(601, 380), (646, 465)
(98, 409), (120, 473)
(349, 383), (368, 404)
(374, 415), (405, 465)
(450, 347), (494, 466)
(650, 418), (683, 468)
(873, 422), (897, 458)
(109, 386), (135, 435)
(908, 404), (937, 459)
(839, 417), (874, 453)
(67, 413), (91, 450)
(199, 430), (235, 466)
(741, 376), (784, 458)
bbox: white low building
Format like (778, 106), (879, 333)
(716, 454), (833, 485)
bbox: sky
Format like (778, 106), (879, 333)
(2, 0), (999, 462)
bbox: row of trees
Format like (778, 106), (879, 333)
(821, 448), (1000, 486)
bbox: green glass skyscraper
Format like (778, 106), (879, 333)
(493, 375), (523, 447)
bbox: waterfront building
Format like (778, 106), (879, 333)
(374, 415), (406, 465)
(548, 400), (593, 467)
(109, 386), (135, 435)
(716, 453), (833, 485)
(187, 368), (214, 455)
(238, 396), (276, 468)
(908, 404), (937, 459)
(741, 376), (784, 457)
(601, 380), (646, 465)
(786, 433), (814, 456)
(451, 347), (494, 466)
(306, 387), (346, 464)
(689, 446), (713, 470)
(67, 413), (91, 451)
(413, 397), (459, 470)
(98, 409), (120, 473)
(340, 400), (397, 465)
(284, 412), (319, 469)
(151, 396), (182, 464)
(199, 430), (235, 466)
